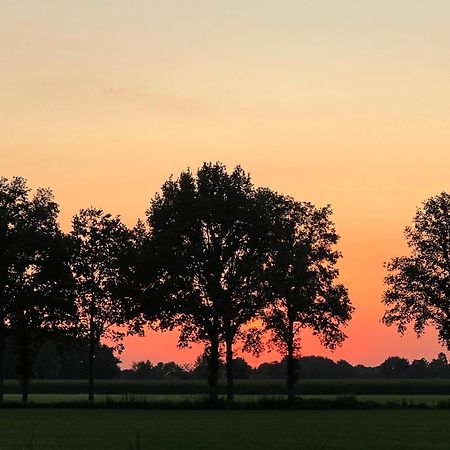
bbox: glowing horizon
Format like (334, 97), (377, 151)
(2, 0), (450, 367)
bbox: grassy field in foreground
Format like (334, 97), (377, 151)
(0, 409), (449, 449)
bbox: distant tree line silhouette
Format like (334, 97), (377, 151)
(4, 336), (448, 380)
(121, 353), (450, 380)
(1, 163), (449, 402)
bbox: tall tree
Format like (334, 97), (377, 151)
(10, 189), (75, 401)
(0, 177), (74, 401)
(260, 192), (353, 401)
(383, 192), (450, 350)
(147, 162), (270, 402)
(70, 208), (134, 401)
(0, 177), (28, 401)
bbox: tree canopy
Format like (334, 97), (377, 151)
(259, 192), (353, 400)
(0, 165), (356, 402)
(70, 208), (135, 401)
(0, 177), (75, 401)
(147, 162), (272, 401)
(383, 192), (450, 347)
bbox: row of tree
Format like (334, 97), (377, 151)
(2, 162), (450, 403)
(124, 353), (450, 380)
(6, 338), (447, 381)
(0, 164), (353, 402)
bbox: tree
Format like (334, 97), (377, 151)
(336, 359), (355, 378)
(0, 177), (74, 401)
(55, 338), (121, 379)
(383, 192), (450, 352)
(130, 360), (154, 379)
(379, 356), (409, 378)
(232, 357), (253, 379)
(428, 352), (450, 378)
(409, 358), (429, 378)
(10, 221), (75, 400)
(261, 192), (353, 401)
(147, 162), (270, 402)
(70, 208), (135, 401)
(298, 356), (338, 378)
(0, 177), (30, 401)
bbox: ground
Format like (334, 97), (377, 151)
(0, 409), (449, 449)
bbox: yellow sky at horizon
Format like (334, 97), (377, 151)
(1, 0), (450, 367)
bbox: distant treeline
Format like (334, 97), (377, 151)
(122, 353), (450, 380)
(5, 334), (447, 380)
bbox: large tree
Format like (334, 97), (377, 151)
(147, 162), (271, 402)
(383, 192), (450, 349)
(9, 189), (75, 401)
(260, 192), (353, 401)
(70, 208), (135, 401)
(0, 177), (74, 401)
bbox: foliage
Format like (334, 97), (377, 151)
(2, 336), (121, 380)
(70, 208), (134, 400)
(383, 192), (450, 347)
(0, 177), (75, 401)
(126, 360), (189, 380)
(147, 162), (272, 401)
(71, 208), (133, 345)
(258, 191), (353, 398)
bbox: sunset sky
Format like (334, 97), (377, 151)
(2, 1), (450, 367)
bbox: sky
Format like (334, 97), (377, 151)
(1, 0), (450, 368)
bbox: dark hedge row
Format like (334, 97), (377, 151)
(3, 379), (450, 395)
(0, 396), (448, 410)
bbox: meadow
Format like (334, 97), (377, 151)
(3, 378), (450, 407)
(1, 409), (450, 449)
(4, 378), (450, 396)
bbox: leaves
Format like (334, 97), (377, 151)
(70, 208), (137, 343)
(383, 192), (450, 348)
(147, 163), (272, 352)
(261, 194), (353, 357)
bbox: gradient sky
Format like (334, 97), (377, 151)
(2, 1), (450, 367)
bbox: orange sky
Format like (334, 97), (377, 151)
(1, 1), (450, 367)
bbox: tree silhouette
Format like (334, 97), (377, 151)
(147, 162), (270, 402)
(9, 193), (75, 401)
(0, 177), (74, 401)
(379, 356), (409, 378)
(0, 177), (28, 401)
(383, 192), (450, 351)
(260, 192), (353, 401)
(70, 208), (133, 401)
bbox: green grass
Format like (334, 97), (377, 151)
(0, 409), (449, 449)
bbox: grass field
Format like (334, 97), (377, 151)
(3, 378), (450, 408)
(0, 409), (449, 449)
(4, 393), (450, 406)
(5, 378), (450, 396)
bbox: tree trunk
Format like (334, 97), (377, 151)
(16, 328), (32, 403)
(21, 378), (29, 402)
(286, 319), (297, 402)
(225, 336), (234, 403)
(88, 330), (96, 402)
(0, 322), (4, 402)
(207, 335), (219, 404)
